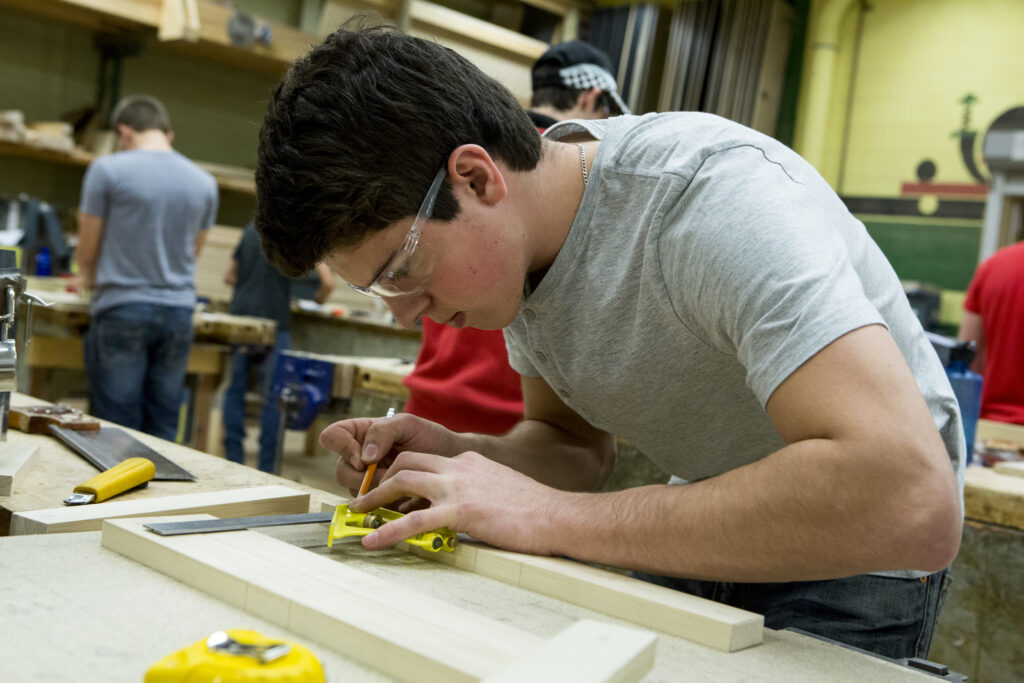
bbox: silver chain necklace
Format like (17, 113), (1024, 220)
(576, 143), (589, 187)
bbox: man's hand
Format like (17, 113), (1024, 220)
(349, 450), (558, 555)
(320, 412), (461, 496)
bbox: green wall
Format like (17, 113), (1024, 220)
(861, 218), (979, 292)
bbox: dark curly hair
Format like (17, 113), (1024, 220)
(256, 19), (542, 276)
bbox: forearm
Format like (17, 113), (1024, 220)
(532, 436), (961, 582)
(456, 418), (615, 492)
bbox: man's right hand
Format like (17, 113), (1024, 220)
(320, 412), (461, 496)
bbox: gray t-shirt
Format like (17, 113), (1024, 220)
(79, 149), (218, 314)
(505, 113), (965, 574)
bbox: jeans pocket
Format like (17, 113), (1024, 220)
(97, 318), (146, 371)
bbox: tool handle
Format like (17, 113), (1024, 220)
(74, 457), (155, 503)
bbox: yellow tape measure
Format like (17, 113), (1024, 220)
(145, 629), (324, 682)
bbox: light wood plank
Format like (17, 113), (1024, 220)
(0, 443), (40, 496)
(101, 515), (656, 682)
(978, 418), (1024, 448)
(10, 485), (309, 535)
(995, 461), (1024, 479)
(964, 465), (1024, 531)
(320, 503), (763, 652)
(482, 619), (656, 683)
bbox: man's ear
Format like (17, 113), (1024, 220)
(447, 144), (507, 206)
(577, 88), (603, 116)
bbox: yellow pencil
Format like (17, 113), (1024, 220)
(358, 407), (395, 496)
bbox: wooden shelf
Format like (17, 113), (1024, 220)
(0, 0), (316, 77)
(0, 140), (255, 196)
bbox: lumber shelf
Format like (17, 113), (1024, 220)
(0, 527), (939, 681)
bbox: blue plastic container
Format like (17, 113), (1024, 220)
(34, 246), (51, 276)
(947, 360), (983, 466)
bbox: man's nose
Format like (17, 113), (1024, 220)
(386, 293), (429, 328)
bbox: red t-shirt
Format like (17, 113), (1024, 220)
(963, 241), (1024, 424)
(402, 319), (524, 434)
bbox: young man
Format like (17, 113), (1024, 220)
(958, 240), (1024, 425)
(256, 25), (964, 658)
(527, 39), (630, 130)
(78, 95), (218, 440)
(402, 40), (627, 435)
(222, 223), (335, 472)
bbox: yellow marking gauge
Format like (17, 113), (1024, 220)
(328, 504), (456, 552)
(64, 457), (155, 505)
(145, 629), (324, 682)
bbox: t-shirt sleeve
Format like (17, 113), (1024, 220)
(659, 145), (885, 407)
(202, 179), (219, 230)
(79, 160), (110, 218)
(503, 327), (542, 378)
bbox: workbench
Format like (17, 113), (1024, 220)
(0, 393), (336, 535)
(19, 284), (282, 452)
(929, 464), (1024, 681)
(0, 405), (941, 681)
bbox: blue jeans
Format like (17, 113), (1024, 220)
(85, 303), (194, 441)
(222, 330), (291, 473)
(631, 569), (952, 659)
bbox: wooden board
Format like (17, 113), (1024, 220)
(0, 443), (40, 496)
(318, 503), (762, 652)
(10, 485), (309, 535)
(481, 619), (656, 683)
(995, 461), (1024, 479)
(964, 466), (1024, 532)
(101, 515), (656, 683)
(977, 419), (1024, 448)
(193, 311), (277, 346)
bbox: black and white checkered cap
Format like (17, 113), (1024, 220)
(557, 63), (631, 115)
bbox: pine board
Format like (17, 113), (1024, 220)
(0, 442), (40, 496)
(317, 503), (762, 652)
(101, 515), (656, 683)
(10, 485), (309, 535)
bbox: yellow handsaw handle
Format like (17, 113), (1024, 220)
(74, 457), (155, 503)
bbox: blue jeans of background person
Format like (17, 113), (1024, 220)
(222, 330), (291, 473)
(631, 569), (951, 660)
(84, 303), (194, 442)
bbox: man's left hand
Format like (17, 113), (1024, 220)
(348, 450), (558, 556)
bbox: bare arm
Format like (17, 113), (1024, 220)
(75, 212), (104, 290)
(354, 325), (961, 580)
(223, 258), (238, 287)
(526, 324), (962, 580)
(194, 229), (209, 258)
(958, 310), (986, 375)
(312, 262), (336, 304)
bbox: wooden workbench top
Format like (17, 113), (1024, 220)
(0, 393), (339, 534)
(0, 526), (937, 682)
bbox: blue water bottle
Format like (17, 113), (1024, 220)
(34, 246), (51, 276)
(947, 344), (983, 466)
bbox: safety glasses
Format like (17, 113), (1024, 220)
(348, 166), (447, 299)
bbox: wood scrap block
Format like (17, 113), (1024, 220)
(0, 443), (40, 496)
(10, 485), (309, 535)
(481, 619), (656, 683)
(101, 516), (655, 683)
(318, 502), (763, 652)
(965, 466), (1024, 531)
(995, 461), (1024, 479)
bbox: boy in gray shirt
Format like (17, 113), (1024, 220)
(254, 26), (963, 658)
(78, 95), (217, 440)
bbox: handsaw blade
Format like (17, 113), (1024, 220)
(49, 425), (197, 481)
